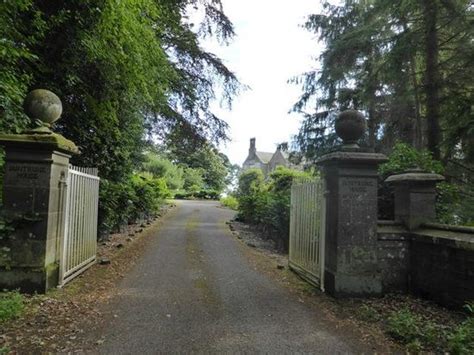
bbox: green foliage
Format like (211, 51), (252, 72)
(142, 152), (184, 191)
(436, 182), (463, 225)
(379, 143), (473, 225)
(183, 167), (205, 195)
(379, 143), (444, 178)
(447, 303), (474, 354)
(448, 317), (474, 354)
(385, 305), (474, 353)
(0, 0), (238, 237)
(0, 149), (4, 202)
(387, 308), (419, 343)
(141, 148), (230, 200)
(236, 167), (312, 250)
(236, 168), (265, 223)
(0, 291), (24, 322)
(294, 0), (473, 160)
(357, 304), (381, 323)
(293, 0), (473, 223)
(0, 1), (43, 134)
(98, 172), (169, 236)
(168, 143), (231, 194)
(129, 173), (169, 219)
(220, 195), (238, 210)
(387, 308), (439, 348)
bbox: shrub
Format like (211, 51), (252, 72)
(183, 167), (205, 195)
(379, 143), (444, 178)
(98, 172), (169, 238)
(142, 152), (185, 191)
(129, 173), (169, 220)
(174, 189), (220, 200)
(236, 168), (265, 224)
(236, 167), (312, 250)
(220, 195), (238, 210)
(0, 291), (24, 322)
(98, 179), (136, 236)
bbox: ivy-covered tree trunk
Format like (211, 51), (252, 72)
(409, 55), (423, 150)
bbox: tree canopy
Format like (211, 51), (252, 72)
(292, 0), (473, 164)
(292, 0), (473, 224)
(0, 0), (239, 234)
(0, 0), (239, 181)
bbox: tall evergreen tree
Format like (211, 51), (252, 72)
(293, 0), (473, 163)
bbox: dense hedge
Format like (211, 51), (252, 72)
(236, 167), (312, 251)
(98, 172), (170, 238)
(174, 189), (220, 200)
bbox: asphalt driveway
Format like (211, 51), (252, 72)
(99, 200), (372, 354)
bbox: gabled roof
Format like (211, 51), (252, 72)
(280, 150), (290, 159)
(255, 151), (274, 163)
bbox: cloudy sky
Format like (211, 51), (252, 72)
(200, 0), (325, 165)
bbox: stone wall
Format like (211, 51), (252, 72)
(377, 222), (474, 308)
(410, 224), (474, 308)
(377, 221), (410, 293)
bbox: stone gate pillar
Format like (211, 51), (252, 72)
(0, 90), (78, 292)
(386, 170), (445, 230)
(316, 111), (387, 297)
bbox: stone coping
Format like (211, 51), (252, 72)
(377, 220), (474, 249)
(315, 151), (387, 165)
(412, 228), (474, 251)
(423, 222), (474, 234)
(385, 172), (445, 183)
(0, 132), (79, 155)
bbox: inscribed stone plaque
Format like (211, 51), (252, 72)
(338, 177), (377, 245)
(4, 163), (50, 187)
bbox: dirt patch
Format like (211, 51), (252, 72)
(228, 220), (283, 255)
(228, 220), (470, 353)
(0, 204), (176, 353)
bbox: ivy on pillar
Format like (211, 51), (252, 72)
(316, 110), (387, 297)
(0, 89), (79, 292)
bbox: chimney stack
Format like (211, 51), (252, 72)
(249, 138), (256, 154)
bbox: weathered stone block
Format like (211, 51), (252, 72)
(387, 172), (444, 230)
(0, 143), (73, 292)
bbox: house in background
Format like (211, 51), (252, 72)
(242, 138), (297, 176)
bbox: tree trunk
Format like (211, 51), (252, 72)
(423, 0), (442, 160)
(366, 49), (378, 149)
(410, 55), (423, 150)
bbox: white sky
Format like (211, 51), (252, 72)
(199, 0), (325, 166)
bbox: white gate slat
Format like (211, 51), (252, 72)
(69, 173), (78, 270)
(288, 179), (326, 290)
(59, 165), (100, 286)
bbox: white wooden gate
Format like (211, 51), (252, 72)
(59, 165), (100, 286)
(289, 179), (326, 290)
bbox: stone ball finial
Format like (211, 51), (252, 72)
(335, 110), (367, 146)
(24, 89), (62, 125)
